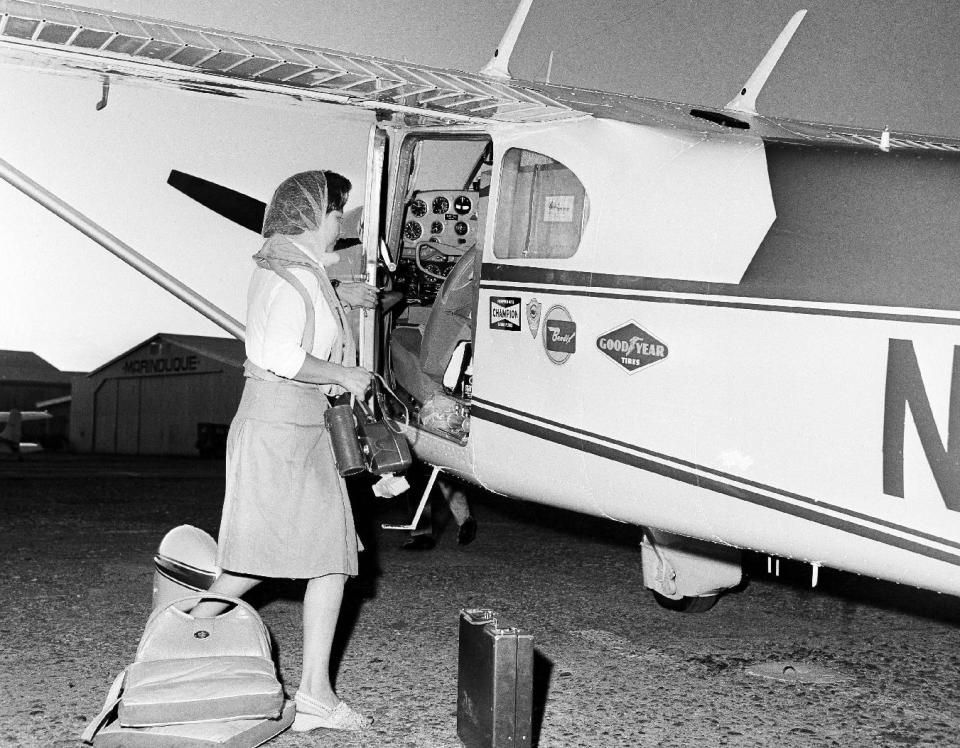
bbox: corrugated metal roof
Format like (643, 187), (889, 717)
(0, 349), (72, 383)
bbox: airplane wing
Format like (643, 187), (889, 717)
(0, 410), (52, 423)
(2, 1), (959, 153)
(519, 81), (960, 153)
(0, 0), (576, 125)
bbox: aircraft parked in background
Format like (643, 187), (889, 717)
(0, 409), (49, 458)
(3, 1), (960, 612)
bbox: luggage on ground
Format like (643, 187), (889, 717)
(83, 585), (292, 745)
(457, 608), (534, 748)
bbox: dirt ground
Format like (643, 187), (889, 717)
(3, 454), (960, 747)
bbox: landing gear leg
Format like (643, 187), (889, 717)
(641, 528), (743, 613)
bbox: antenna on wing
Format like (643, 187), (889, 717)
(725, 9), (807, 115)
(480, 0), (535, 80)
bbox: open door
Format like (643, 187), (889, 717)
(359, 124), (387, 372)
(380, 129), (491, 456)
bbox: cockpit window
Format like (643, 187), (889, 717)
(493, 148), (588, 260)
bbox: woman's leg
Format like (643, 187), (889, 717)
(299, 572), (347, 707)
(189, 570), (261, 618)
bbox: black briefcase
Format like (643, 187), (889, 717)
(457, 609), (533, 748)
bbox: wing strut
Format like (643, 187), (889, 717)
(0, 155), (245, 341)
(725, 10), (807, 116)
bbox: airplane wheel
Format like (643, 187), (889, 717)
(651, 591), (719, 614)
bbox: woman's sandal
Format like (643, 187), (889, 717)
(291, 691), (372, 732)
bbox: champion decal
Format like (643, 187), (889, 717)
(489, 296), (521, 331)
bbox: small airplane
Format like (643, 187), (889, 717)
(3, 0), (960, 612)
(0, 409), (50, 458)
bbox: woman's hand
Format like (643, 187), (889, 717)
(336, 281), (379, 310)
(338, 366), (373, 400)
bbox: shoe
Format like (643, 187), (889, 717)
(292, 691), (371, 732)
(401, 534), (435, 551)
(457, 517), (477, 546)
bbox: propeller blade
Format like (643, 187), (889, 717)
(167, 170), (265, 233)
(338, 206), (362, 250)
(167, 170), (362, 250)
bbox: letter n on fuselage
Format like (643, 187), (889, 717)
(883, 339), (960, 510)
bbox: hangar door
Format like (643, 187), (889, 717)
(93, 372), (233, 455)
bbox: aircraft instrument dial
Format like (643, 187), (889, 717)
(454, 221), (469, 236)
(403, 220), (423, 241)
(431, 221), (444, 234)
(454, 195), (472, 214)
(409, 199), (427, 217)
(432, 196), (450, 214)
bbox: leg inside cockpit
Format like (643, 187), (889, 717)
(384, 136), (491, 444)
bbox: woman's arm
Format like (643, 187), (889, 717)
(253, 269), (372, 398)
(293, 354), (372, 400)
(335, 281), (379, 310)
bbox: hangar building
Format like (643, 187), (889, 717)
(71, 334), (246, 456)
(0, 349), (78, 448)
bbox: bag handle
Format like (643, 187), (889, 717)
(354, 374), (409, 432)
(148, 592), (264, 621)
(137, 593), (272, 659)
(375, 373), (409, 429)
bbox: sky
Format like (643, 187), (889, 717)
(3, 0), (960, 372)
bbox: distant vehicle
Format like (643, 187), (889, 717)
(3, 1), (960, 611)
(0, 409), (49, 458)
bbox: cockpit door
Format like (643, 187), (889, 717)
(359, 124), (387, 371)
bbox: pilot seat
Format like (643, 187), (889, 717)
(390, 246), (480, 405)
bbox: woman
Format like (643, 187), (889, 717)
(195, 170), (373, 732)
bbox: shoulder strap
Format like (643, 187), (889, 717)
(80, 669), (125, 744)
(265, 257), (318, 351)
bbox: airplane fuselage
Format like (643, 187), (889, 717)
(386, 116), (960, 597)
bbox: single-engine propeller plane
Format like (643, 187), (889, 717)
(3, 0), (960, 612)
(0, 409), (50, 458)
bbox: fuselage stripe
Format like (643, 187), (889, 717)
(479, 265), (960, 326)
(470, 398), (960, 565)
(479, 282), (960, 326)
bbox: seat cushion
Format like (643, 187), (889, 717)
(95, 700), (295, 748)
(391, 325), (422, 360)
(420, 312), (471, 380)
(119, 656), (283, 727)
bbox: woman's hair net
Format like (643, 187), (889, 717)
(261, 170), (352, 238)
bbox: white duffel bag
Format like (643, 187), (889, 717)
(83, 594), (287, 745)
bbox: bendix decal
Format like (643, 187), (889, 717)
(542, 305), (576, 365)
(596, 321), (668, 373)
(489, 297), (521, 331)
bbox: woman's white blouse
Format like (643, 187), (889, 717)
(245, 266), (338, 379)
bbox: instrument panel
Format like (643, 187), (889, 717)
(398, 189), (480, 304)
(401, 189), (479, 252)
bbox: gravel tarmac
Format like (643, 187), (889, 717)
(2, 454), (960, 747)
